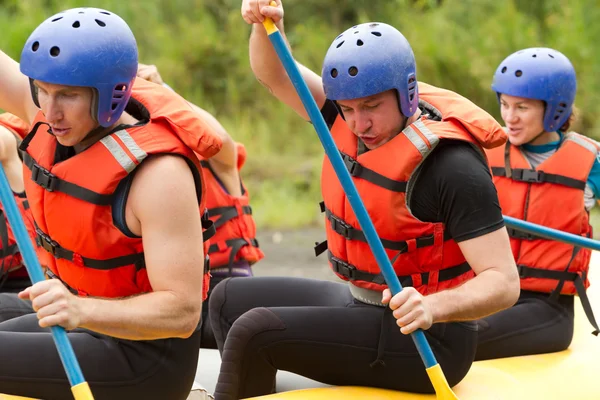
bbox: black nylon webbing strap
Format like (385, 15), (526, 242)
(328, 251), (471, 286)
(491, 167), (586, 190)
(340, 152), (407, 193)
(23, 153), (114, 205)
(314, 204), (452, 257)
(206, 205), (252, 229)
(201, 211), (216, 242)
(208, 238), (259, 255)
(36, 228), (145, 270)
(517, 265), (599, 335)
(45, 269), (78, 295)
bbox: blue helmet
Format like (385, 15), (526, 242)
(491, 47), (576, 132)
(322, 22), (418, 118)
(20, 8), (138, 127)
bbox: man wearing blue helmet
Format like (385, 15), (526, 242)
(205, 1), (519, 398)
(477, 48), (600, 360)
(0, 7), (223, 399)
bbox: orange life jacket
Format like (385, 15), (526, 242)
(486, 132), (599, 334)
(0, 114), (37, 282)
(201, 142), (264, 272)
(317, 82), (507, 294)
(21, 77), (222, 300)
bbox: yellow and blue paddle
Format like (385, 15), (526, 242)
(261, 6), (459, 400)
(504, 215), (600, 251)
(0, 165), (94, 400)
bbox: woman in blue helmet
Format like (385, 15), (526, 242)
(206, 1), (519, 399)
(0, 7), (223, 399)
(476, 48), (600, 360)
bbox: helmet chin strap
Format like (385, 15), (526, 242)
(73, 89), (112, 153)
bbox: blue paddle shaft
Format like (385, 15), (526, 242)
(265, 29), (438, 368)
(0, 165), (86, 386)
(504, 215), (600, 251)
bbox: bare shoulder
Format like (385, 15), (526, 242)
(128, 154), (200, 225)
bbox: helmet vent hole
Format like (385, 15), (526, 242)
(532, 54), (537, 58)
(348, 66), (358, 76)
(31, 41), (39, 52)
(501, 66), (507, 73)
(369, 23), (379, 28)
(548, 54), (555, 58)
(371, 31), (381, 37)
(410, 93), (415, 102)
(515, 70), (523, 77)
(554, 115), (559, 120)
(50, 46), (60, 57)
(72, 21), (80, 28)
(336, 33), (344, 40)
(111, 102), (119, 111)
(78, 11), (84, 14)
(100, 11), (111, 15)
(331, 68), (338, 78)
(408, 76), (416, 84)
(336, 41), (345, 48)
(356, 39), (364, 46)
(95, 19), (106, 27)
(51, 16), (63, 22)
(559, 102), (567, 108)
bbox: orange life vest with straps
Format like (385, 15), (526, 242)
(316, 82), (506, 294)
(20, 77), (222, 300)
(0, 114), (37, 282)
(486, 132), (599, 334)
(200, 142), (264, 273)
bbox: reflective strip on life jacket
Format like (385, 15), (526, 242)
(99, 130), (148, 173)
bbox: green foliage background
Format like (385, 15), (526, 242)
(1, 0), (598, 230)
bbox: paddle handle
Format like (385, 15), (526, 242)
(0, 165), (94, 399)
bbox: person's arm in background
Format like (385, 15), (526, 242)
(137, 63), (241, 195)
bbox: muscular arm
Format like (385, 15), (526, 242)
(249, 23), (326, 121)
(0, 51), (38, 124)
(412, 141), (520, 322)
(77, 155), (205, 340)
(426, 227), (519, 323)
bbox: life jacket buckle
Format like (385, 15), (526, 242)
(30, 163), (57, 192)
(330, 215), (352, 239)
(35, 229), (59, 255)
(507, 227), (538, 241)
(341, 153), (362, 177)
(331, 256), (357, 279)
(516, 169), (543, 183)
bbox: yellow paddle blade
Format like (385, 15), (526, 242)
(71, 382), (94, 400)
(0, 395), (37, 400)
(426, 364), (459, 400)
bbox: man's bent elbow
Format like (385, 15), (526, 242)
(176, 312), (201, 339)
(500, 264), (521, 310)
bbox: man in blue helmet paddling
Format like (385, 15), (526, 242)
(205, 1), (520, 399)
(0, 7), (222, 399)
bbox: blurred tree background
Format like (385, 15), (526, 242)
(1, 0), (598, 230)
